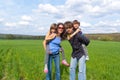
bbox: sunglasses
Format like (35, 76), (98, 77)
(58, 27), (64, 29)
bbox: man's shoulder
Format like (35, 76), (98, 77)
(76, 31), (82, 36)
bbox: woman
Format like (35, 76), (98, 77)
(43, 23), (69, 73)
(45, 23), (65, 80)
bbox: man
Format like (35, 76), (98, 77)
(64, 21), (90, 80)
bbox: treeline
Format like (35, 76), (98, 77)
(0, 33), (120, 41)
(86, 33), (120, 42)
(0, 34), (45, 40)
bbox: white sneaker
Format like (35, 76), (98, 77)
(86, 56), (89, 61)
(44, 64), (48, 73)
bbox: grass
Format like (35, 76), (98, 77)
(0, 40), (120, 80)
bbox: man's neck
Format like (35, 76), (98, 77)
(69, 31), (74, 35)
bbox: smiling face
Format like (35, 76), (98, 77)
(64, 21), (73, 34)
(57, 24), (64, 34)
(50, 23), (57, 33)
(50, 29), (56, 33)
(73, 23), (79, 29)
(73, 20), (80, 30)
(66, 27), (73, 34)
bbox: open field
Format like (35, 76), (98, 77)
(0, 40), (120, 80)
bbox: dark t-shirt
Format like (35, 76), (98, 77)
(69, 31), (90, 60)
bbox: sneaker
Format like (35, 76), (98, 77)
(62, 60), (70, 67)
(44, 64), (48, 73)
(44, 67), (48, 73)
(86, 56), (89, 61)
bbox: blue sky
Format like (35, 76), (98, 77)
(0, 0), (120, 35)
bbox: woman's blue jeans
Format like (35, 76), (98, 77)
(46, 53), (60, 80)
(70, 55), (86, 80)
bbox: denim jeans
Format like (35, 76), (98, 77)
(70, 55), (86, 80)
(46, 53), (60, 80)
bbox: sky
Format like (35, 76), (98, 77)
(0, 0), (120, 35)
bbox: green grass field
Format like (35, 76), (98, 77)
(0, 40), (120, 80)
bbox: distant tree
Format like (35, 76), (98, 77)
(6, 34), (15, 39)
(35, 36), (41, 39)
(40, 36), (45, 40)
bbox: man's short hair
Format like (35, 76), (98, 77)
(64, 21), (73, 29)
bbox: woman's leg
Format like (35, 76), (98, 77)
(46, 54), (52, 80)
(70, 57), (77, 80)
(53, 54), (60, 80)
(78, 55), (86, 80)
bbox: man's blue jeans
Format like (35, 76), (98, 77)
(46, 53), (60, 80)
(70, 55), (86, 80)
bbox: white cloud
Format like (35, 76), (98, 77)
(3, 22), (18, 31)
(38, 27), (44, 30)
(5, 22), (17, 27)
(63, 0), (120, 18)
(95, 20), (120, 27)
(81, 21), (92, 27)
(82, 26), (118, 34)
(1, 0), (120, 35)
(21, 15), (32, 21)
(38, 4), (59, 14)
(0, 18), (4, 22)
(34, 0), (120, 34)
(82, 20), (120, 33)
(18, 21), (30, 26)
